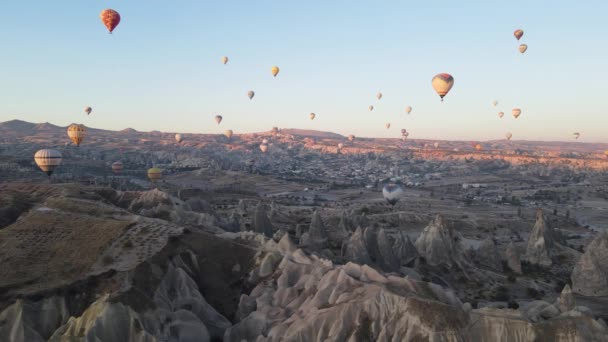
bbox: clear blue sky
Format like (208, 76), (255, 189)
(0, 0), (606, 142)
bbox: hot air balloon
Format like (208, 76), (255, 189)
(147, 168), (162, 182)
(512, 108), (522, 119)
(348, 134), (355, 142)
(262, 139), (269, 144)
(338, 143), (344, 150)
(401, 128), (407, 135)
(604, 151), (608, 158)
(309, 113), (316, 120)
(431, 73), (454, 101)
(84, 106), (92, 115)
(215, 115), (223, 125)
(111, 161), (123, 174)
(492, 100), (498, 107)
(382, 184), (404, 206)
(224, 130), (233, 139)
(271, 127), (279, 137)
(506, 132), (513, 140)
(498, 111), (505, 118)
(403, 131), (410, 137)
(573, 132), (581, 140)
(34, 149), (62, 176)
(514, 29), (524, 40)
(405, 106), (412, 114)
(259, 144), (268, 153)
(67, 124), (87, 146)
(271, 66), (280, 77)
(175, 134), (183, 143)
(385, 123), (391, 129)
(434, 142), (439, 148)
(100, 9), (121, 34)
(519, 44), (528, 54)
(376, 92), (383, 100)
(248, 90), (255, 100)
(222, 56), (229, 65)
(369, 105), (374, 111)
(475, 143), (482, 151)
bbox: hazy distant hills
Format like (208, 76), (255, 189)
(279, 128), (343, 139)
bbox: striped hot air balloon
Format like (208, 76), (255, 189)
(67, 124), (87, 146)
(111, 161), (123, 174)
(34, 149), (62, 176)
(431, 73), (454, 101)
(147, 168), (162, 182)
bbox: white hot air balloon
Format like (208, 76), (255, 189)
(492, 100), (498, 107)
(34, 149), (62, 177)
(405, 106), (412, 114)
(259, 144), (268, 153)
(175, 134), (183, 143)
(382, 183), (404, 206)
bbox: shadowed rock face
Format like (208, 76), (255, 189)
(572, 232), (608, 296)
(307, 210), (328, 250)
(342, 227), (372, 265)
(505, 242), (522, 274)
(253, 202), (274, 238)
(414, 214), (468, 268)
(474, 238), (503, 272)
(392, 231), (418, 266)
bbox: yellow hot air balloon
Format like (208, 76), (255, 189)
(431, 73), (454, 101)
(224, 129), (233, 139)
(498, 111), (504, 118)
(604, 150), (608, 157)
(271, 66), (280, 77)
(84, 106), (92, 115)
(348, 134), (355, 142)
(248, 90), (255, 100)
(222, 56), (229, 65)
(111, 161), (123, 174)
(259, 144), (268, 153)
(368, 105), (374, 111)
(512, 108), (522, 119)
(34, 149), (62, 176)
(67, 124), (87, 146)
(519, 44), (528, 54)
(147, 168), (162, 182)
(405, 106), (412, 114)
(376, 92), (383, 100)
(492, 100), (498, 107)
(215, 115), (223, 125)
(175, 134), (183, 143)
(385, 123), (391, 129)
(506, 132), (513, 140)
(514, 29), (524, 41)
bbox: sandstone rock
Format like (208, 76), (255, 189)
(525, 209), (557, 266)
(393, 231), (418, 266)
(253, 202), (274, 238)
(572, 232), (608, 296)
(558, 284), (575, 312)
(505, 242), (522, 274)
(475, 238), (502, 272)
(414, 214), (468, 267)
(308, 210), (328, 250)
(342, 227), (372, 265)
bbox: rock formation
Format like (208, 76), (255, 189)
(376, 228), (400, 271)
(414, 214), (468, 268)
(393, 231), (418, 266)
(571, 232), (608, 296)
(253, 202), (274, 238)
(307, 210), (328, 250)
(342, 227), (372, 265)
(557, 284), (575, 312)
(474, 238), (502, 272)
(505, 242), (522, 274)
(525, 209), (557, 266)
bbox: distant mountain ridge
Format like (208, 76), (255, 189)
(279, 128), (344, 139)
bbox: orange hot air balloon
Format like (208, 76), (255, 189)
(514, 29), (524, 40)
(67, 124), (87, 146)
(475, 143), (482, 151)
(100, 9), (121, 34)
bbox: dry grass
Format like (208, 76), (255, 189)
(0, 208), (131, 295)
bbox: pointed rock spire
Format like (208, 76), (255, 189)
(571, 232), (608, 296)
(557, 284), (575, 312)
(393, 231), (418, 265)
(414, 214), (468, 267)
(342, 227), (372, 265)
(377, 228), (400, 271)
(308, 210), (328, 250)
(525, 209), (556, 266)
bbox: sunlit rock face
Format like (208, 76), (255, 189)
(572, 232), (608, 296)
(414, 214), (468, 268)
(525, 209), (558, 266)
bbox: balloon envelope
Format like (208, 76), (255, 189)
(259, 144), (268, 153)
(111, 161), (123, 174)
(431, 73), (454, 101)
(376, 92), (383, 100)
(224, 130), (233, 139)
(271, 66), (280, 77)
(309, 113), (316, 120)
(100, 9), (120, 33)
(34, 149), (62, 176)
(368, 105), (374, 111)
(405, 106), (412, 114)
(222, 56), (229, 65)
(382, 184), (404, 206)
(506, 132), (513, 140)
(67, 124), (87, 146)
(519, 44), (528, 54)
(514, 29), (524, 40)
(175, 134), (183, 143)
(84, 107), (92, 115)
(492, 100), (498, 107)
(215, 115), (223, 125)
(147, 168), (162, 182)
(512, 108), (522, 119)
(385, 123), (391, 129)
(498, 112), (504, 118)
(348, 134), (355, 142)
(248, 90), (255, 99)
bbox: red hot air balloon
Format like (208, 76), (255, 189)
(100, 9), (121, 34)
